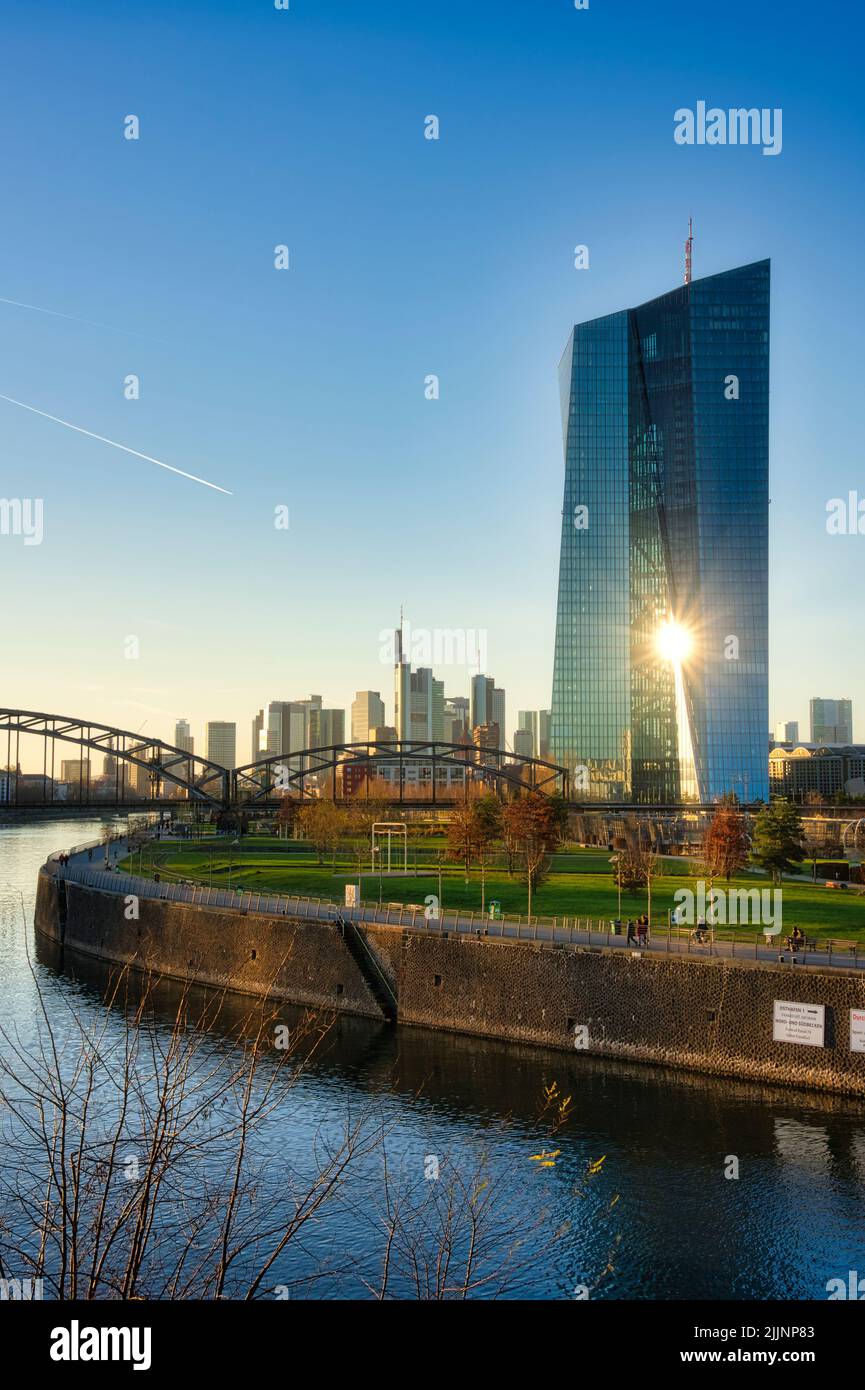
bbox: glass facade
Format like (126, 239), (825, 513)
(551, 260), (770, 803)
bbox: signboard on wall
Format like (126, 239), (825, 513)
(851, 1009), (865, 1054)
(773, 1000), (825, 1047)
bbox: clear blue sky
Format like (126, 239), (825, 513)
(1, 0), (862, 763)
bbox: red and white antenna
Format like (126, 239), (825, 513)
(684, 216), (693, 285)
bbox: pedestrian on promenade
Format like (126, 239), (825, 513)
(626, 919), (637, 947)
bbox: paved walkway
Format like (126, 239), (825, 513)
(47, 834), (864, 974)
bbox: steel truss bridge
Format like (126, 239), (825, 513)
(0, 711), (570, 811)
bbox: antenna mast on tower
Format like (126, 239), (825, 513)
(684, 217), (693, 285)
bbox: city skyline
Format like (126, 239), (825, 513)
(1, 0), (861, 771)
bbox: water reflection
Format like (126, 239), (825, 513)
(3, 818), (865, 1299)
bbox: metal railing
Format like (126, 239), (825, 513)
(46, 857), (865, 970)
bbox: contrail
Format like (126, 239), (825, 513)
(0, 394), (232, 494)
(0, 295), (156, 340)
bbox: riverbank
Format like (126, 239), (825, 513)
(35, 855), (865, 1096)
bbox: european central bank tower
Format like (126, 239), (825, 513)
(550, 260), (770, 804)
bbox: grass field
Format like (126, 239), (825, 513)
(119, 837), (865, 943)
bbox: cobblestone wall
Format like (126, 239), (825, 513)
(36, 871), (865, 1095)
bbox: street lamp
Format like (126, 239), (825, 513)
(609, 854), (622, 920)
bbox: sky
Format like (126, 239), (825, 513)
(1, 0), (863, 767)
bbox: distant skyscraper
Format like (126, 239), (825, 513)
(810, 698), (853, 745)
(551, 259), (770, 802)
(206, 722), (236, 768)
(513, 728), (534, 758)
(352, 691), (386, 742)
(491, 688), (506, 749)
(174, 718), (194, 754)
(538, 709), (552, 760)
(251, 709), (264, 761)
(394, 620), (412, 739)
(774, 720), (799, 744)
(517, 711), (538, 755)
(308, 706), (345, 749)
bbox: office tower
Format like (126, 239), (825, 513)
(251, 709), (264, 760)
(810, 698), (853, 745)
(471, 675), (495, 731)
(351, 691), (386, 742)
(206, 722), (237, 768)
(308, 706), (345, 749)
(394, 620), (412, 739)
(174, 718), (194, 754)
(370, 724), (398, 742)
(517, 711), (538, 755)
(513, 728), (534, 758)
(551, 259), (770, 802)
(473, 723), (500, 755)
(405, 667), (445, 741)
(102, 737), (118, 778)
(538, 709), (552, 760)
(491, 688), (506, 749)
(773, 720), (799, 744)
(60, 759), (91, 785)
(446, 696), (470, 741)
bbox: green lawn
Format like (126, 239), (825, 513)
(118, 838), (865, 943)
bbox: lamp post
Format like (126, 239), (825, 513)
(609, 854), (622, 920)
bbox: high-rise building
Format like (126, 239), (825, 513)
(174, 719), (194, 754)
(394, 621), (412, 740)
(471, 675), (494, 730)
(810, 698), (853, 745)
(551, 259), (770, 802)
(206, 722), (236, 768)
(351, 691), (386, 742)
(538, 709), (552, 760)
(773, 720), (799, 745)
(251, 709), (264, 762)
(61, 759), (91, 785)
(517, 711), (538, 755)
(492, 688), (506, 750)
(446, 697), (470, 742)
(308, 706), (345, 749)
(513, 728), (534, 758)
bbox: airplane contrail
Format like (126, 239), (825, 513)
(0, 295), (156, 340)
(0, 394), (233, 495)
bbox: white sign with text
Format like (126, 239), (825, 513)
(773, 1000), (825, 1047)
(851, 1009), (865, 1054)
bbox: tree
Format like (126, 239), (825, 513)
(501, 795), (562, 920)
(751, 801), (804, 884)
(275, 798), (300, 839)
(446, 800), (501, 907)
(702, 805), (749, 881)
(612, 844), (660, 919)
(298, 800), (346, 867)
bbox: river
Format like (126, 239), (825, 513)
(1, 816), (863, 1300)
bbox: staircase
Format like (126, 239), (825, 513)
(336, 915), (397, 1021)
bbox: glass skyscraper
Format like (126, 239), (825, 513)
(551, 260), (770, 803)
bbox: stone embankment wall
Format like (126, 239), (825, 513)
(35, 870), (865, 1095)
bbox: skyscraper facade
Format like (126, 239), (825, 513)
(551, 260), (770, 803)
(174, 719), (194, 754)
(810, 698), (853, 745)
(351, 691), (386, 742)
(206, 722), (237, 769)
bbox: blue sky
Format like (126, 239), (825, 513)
(1, 0), (862, 763)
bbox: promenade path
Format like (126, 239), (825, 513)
(45, 833), (865, 974)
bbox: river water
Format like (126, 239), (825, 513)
(1, 816), (863, 1300)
